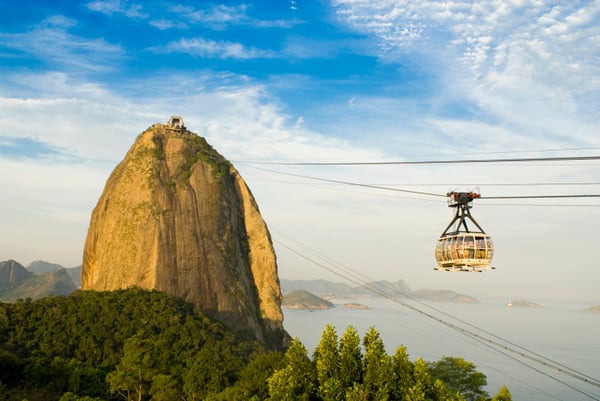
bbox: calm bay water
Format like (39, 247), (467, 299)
(283, 297), (600, 401)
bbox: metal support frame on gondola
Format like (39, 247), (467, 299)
(440, 191), (486, 237)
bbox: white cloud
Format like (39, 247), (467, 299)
(86, 0), (148, 19)
(294, 116), (305, 128)
(331, 0), (600, 149)
(148, 18), (185, 30)
(42, 15), (78, 28)
(169, 4), (249, 29)
(167, 3), (301, 30)
(0, 18), (124, 72)
(155, 37), (276, 59)
(332, 0), (429, 51)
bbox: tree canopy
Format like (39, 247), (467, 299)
(0, 289), (262, 400)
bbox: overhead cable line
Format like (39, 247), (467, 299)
(355, 182), (600, 187)
(240, 164), (446, 198)
(241, 164), (600, 201)
(482, 194), (600, 200)
(449, 146), (600, 157)
(235, 154), (600, 166)
(483, 203), (600, 207)
(274, 234), (600, 400)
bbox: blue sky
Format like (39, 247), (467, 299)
(1, 0), (599, 302)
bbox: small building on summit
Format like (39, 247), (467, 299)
(167, 115), (185, 130)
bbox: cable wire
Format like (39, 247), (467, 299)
(240, 164), (446, 198)
(482, 194), (600, 200)
(241, 164), (600, 201)
(235, 154), (600, 166)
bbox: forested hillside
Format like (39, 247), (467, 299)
(0, 289), (269, 400)
(0, 289), (511, 401)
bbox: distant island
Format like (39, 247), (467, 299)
(506, 299), (541, 308)
(343, 302), (369, 309)
(280, 279), (478, 304)
(584, 306), (600, 313)
(282, 290), (334, 310)
(282, 291), (370, 310)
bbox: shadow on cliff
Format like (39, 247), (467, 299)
(204, 308), (291, 351)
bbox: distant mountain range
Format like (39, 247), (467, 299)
(0, 260), (80, 302)
(280, 278), (479, 303)
(2, 260), (477, 304)
(26, 260), (82, 286)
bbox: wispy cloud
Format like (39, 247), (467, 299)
(170, 4), (249, 27)
(41, 15), (78, 29)
(148, 18), (186, 30)
(84, 1), (301, 31)
(332, 0), (600, 147)
(0, 136), (64, 160)
(154, 37), (276, 59)
(0, 16), (124, 72)
(86, 0), (148, 19)
(333, 1), (599, 68)
(167, 3), (301, 30)
(333, 0), (429, 52)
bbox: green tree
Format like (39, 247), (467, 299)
(0, 289), (263, 400)
(230, 351), (285, 400)
(346, 382), (369, 401)
(339, 326), (362, 390)
(268, 338), (316, 401)
(391, 345), (414, 400)
(183, 340), (241, 400)
(313, 324), (343, 401)
(106, 335), (159, 401)
(59, 392), (105, 401)
(491, 385), (512, 401)
(406, 358), (430, 401)
(68, 365), (108, 397)
(428, 357), (488, 401)
(430, 379), (465, 401)
(361, 327), (393, 401)
(149, 374), (181, 401)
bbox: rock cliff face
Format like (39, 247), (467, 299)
(82, 121), (287, 349)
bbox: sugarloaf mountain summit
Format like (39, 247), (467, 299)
(82, 116), (287, 348)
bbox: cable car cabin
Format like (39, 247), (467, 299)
(435, 233), (493, 272)
(434, 191), (495, 272)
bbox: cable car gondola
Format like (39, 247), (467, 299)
(435, 191), (494, 272)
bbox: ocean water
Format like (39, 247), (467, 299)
(282, 297), (600, 401)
